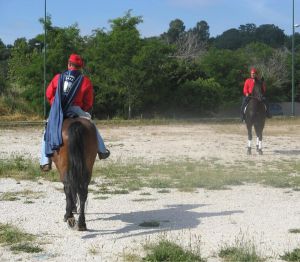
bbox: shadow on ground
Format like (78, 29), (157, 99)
(82, 204), (243, 240)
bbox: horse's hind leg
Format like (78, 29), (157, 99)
(63, 183), (76, 227)
(78, 184), (88, 231)
(254, 125), (263, 155)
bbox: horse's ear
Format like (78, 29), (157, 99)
(261, 76), (264, 82)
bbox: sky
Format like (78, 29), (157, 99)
(0, 0), (299, 45)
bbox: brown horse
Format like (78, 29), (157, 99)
(51, 117), (97, 230)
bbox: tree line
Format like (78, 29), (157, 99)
(0, 11), (300, 119)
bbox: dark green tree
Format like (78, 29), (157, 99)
(162, 19), (185, 44)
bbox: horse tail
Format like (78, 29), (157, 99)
(66, 121), (89, 203)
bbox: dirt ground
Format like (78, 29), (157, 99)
(0, 120), (300, 261)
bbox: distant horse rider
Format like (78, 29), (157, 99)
(241, 67), (271, 122)
(40, 54), (110, 172)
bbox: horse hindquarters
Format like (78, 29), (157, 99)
(65, 121), (90, 230)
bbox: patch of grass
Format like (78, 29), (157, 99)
(93, 196), (109, 200)
(0, 190), (44, 202)
(123, 253), (142, 262)
(0, 223), (42, 254)
(0, 156), (44, 180)
(0, 192), (20, 201)
(0, 223), (34, 244)
(10, 243), (43, 253)
(139, 220), (160, 227)
(140, 192), (151, 196)
(93, 158), (300, 192)
(143, 240), (205, 261)
(219, 235), (264, 262)
(289, 228), (300, 234)
(157, 189), (170, 193)
(280, 248), (300, 261)
(132, 198), (157, 202)
(219, 246), (264, 261)
(88, 244), (100, 255)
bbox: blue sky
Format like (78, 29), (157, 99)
(0, 0), (298, 45)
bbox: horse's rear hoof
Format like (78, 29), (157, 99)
(78, 225), (87, 231)
(67, 217), (76, 229)
(258, 149), (263, 155)
(247, 148), (251, 155)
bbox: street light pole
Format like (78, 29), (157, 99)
(292, 0), (295, 116)
(43, 0), (47, 119)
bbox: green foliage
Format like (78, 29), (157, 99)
(143, 240), (205, 262)
(200, 48), (247, 103)
(219, 246), (263, 262)
(214, 23), (285, 50)
(0, 223), (34, 244)
(176, 78), (223, 114)
(280, 248), (300, 261)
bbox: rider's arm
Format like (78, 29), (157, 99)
(46, 74), (60, 105)
(81, 77), (94, 112)
(243, 79), (250, 96)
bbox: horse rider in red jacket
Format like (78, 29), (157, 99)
(241, 67), (271, 121)
(40, 54), (110, 172)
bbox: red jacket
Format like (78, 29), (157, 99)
(243, 78), (266, 96)
(46, 73), (94, 112)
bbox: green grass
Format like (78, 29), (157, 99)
(218, 235), (264, 262)
(0, 223), (42, 254)
(92, 158), (300, 192)
(0, 156), (58, 181)
(0, 190), (44, 202)
(289, 229), (300, 234)
(280, 248), (300, 261)
(10, 243), (43, 253)
(143, 240), (205, 262)
(0, 223), (34, 244)
(219, 246), (264, 262)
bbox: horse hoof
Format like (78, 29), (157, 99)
(258, 150), (263, 155)
(78, 225), (87, 231)
(247, 148), (251, 155)
(67, 217), (76, 228)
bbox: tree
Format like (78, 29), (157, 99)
(255, 24), (285, 48)
(0, 39), (10, 94)
(175, 78), (223, 115)
(200, 48), (247, 104)
(84, 11), (143, 118)
(192, 20), (210, 43)
(214, 28), (242, 50)
(162, 19), (185, 44)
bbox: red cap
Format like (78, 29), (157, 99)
(250, 68), (257, 74)
(68, 54), (83, 67)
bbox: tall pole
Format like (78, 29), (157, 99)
(43, 0), (47, 119)
(292, 0), (295, 116)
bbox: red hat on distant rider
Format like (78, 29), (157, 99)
(250, 68), (257, 74)
(68, 54), (83, 68)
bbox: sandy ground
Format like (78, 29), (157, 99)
(0, 121), (300, 261)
